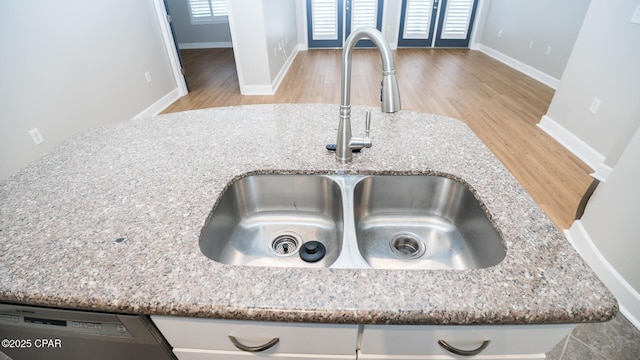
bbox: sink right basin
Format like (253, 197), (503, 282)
(353, 175), (506, 270)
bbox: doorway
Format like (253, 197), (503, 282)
(398, 0), (478, 48)
(162, 0), (236, 94)
(306, 0), (384, 48)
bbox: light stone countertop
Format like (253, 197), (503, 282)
(0, 104), (617, 325)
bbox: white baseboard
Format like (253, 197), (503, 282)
(538, 115), (607, 177)
(591, 163), (613, 183)
(178, 41), (233, 49)
(271, 45), (300, 94)
(240, 45), (301, 95)
(132, 88), (182, 120)
(565, 221), (640, 330)
(475, 44), (560, 89)
(240, 84), (275, 95)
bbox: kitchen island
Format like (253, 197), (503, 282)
(0, 104), (616, 326)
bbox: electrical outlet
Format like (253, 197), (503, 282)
(529, 41), (534, 49)
(145, 71), (152, 83)
(631, 5), (640, 24)
(589, 98), (601, 114)
(29, 128), (44, 145)
(545, 46), (552, 55)
(498, 30), (503, 38)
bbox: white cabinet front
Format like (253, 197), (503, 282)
(153, 316), (575, 360)
(174, 348), (355, 360)
(358, 324), (575, 359)
(151, 316), (358, 360)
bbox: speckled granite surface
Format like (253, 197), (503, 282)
(0, 104), (617, 325)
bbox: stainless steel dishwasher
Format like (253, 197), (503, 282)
(0, 304), (175, 360)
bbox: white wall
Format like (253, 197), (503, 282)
(567, 124), (640, 327)
(545, 0), (640, 327)
(470, 0), (490, 46)
(0, 0), (177, 181)
(227, 0), (298, 94)
(544, 0), (640, 169)
(165, 0), (232, 48)
(478, 0), (590, 85)
(264, 0), (299, 81)
(382, 0), (403, 48)
(227, 0), (271, 90)
(295, 0), (308, 48)
(581, 126), (640, 294)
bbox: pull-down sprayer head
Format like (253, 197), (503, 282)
(382, 71), (401, 113)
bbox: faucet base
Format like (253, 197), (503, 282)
(335, 105), (354, 163)
(335, 107), (373, 163)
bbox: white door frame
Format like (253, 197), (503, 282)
(152, 0), (188, 97)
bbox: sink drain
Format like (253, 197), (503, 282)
(390, 232), (426, 259)
(270, 233), (301, 256)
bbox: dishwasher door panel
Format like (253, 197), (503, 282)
(0, 304), (175, 360)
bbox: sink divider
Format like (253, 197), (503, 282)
(326, 175), (372, 269)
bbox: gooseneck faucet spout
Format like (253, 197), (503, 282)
(335, 27), (401, 163)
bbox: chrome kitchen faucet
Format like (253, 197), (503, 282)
(330, 27), (401, 163)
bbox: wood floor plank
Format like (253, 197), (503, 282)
(162, 48), (592, 230)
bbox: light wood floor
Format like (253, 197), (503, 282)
(163, 48), (593, 230)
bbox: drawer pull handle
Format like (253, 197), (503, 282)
(228, 335), (279, 352)
(437, 339), (491, 356)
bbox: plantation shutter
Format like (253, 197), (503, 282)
(440, 0), (473, 39)
(351, 0), (379, 31)
(402, 0), (434, 40)
(188, 0), (228, 24)
(312, 0), (339, 40)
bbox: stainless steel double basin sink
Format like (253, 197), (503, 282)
(199, 174), (506, 270)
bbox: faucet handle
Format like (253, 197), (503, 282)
(347, 111), (372, 150)
(365, 110), (371, 138)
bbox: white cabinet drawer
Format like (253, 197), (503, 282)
(359, 324), (574, 358)
(151, 316), (358, 355)
(174, 348), (355, 360)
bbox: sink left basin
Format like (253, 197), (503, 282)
(200, 175), (344, 268)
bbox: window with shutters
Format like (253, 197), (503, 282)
(399, 0), (477, 47)
(402, 0), (434, 40)
(351, 0), (379, 31)
(187, 0), (228, 25)
(312, 0), (339, 40)
(440, 0), (473, 39)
